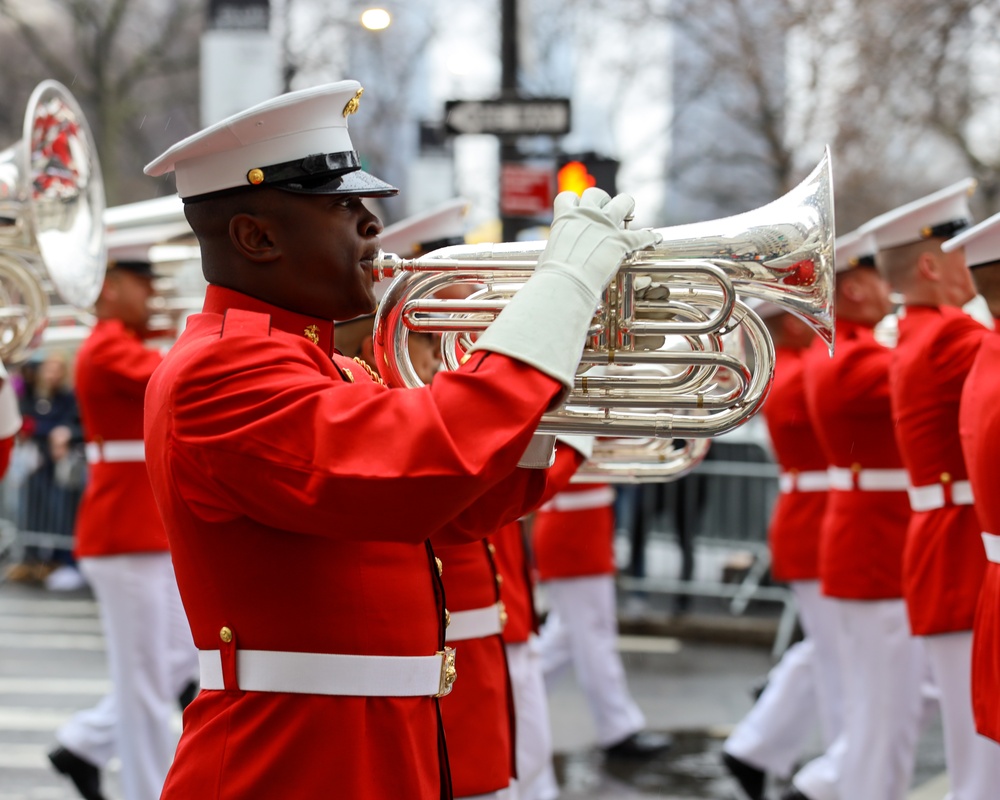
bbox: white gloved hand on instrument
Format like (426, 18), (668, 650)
(471, 189), (661, 397)
(536, 189), (661, 302)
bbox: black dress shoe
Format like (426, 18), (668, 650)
(48, 746), (107, 800)
(722, 751), (766, 800)
(780, 786), (814, 800)
(603, 730), (674, 760)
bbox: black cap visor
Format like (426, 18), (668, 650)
(276, 168), (398, 198)
(110, 260), (161, 279)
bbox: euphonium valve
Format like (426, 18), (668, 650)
(373, 149), (835, 440)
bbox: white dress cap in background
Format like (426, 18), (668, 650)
(864, 178), (976, 251)
(942, 210), (1000, 269)
(834, 228), (878, 273)
(380, 198), (471, 258)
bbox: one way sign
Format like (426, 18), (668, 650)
(444, 97), (571, 136)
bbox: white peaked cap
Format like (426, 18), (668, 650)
(105, 241), (153, 264)
(144, 81), (397, 201)
(834, 228), (877, 273)
(942, 210), (1000, 268)
(380, 198), (471, 257)
(865, 178), (976, 251)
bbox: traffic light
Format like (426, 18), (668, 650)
(556, 152), (619, 196)
(557, 161), (596, 196)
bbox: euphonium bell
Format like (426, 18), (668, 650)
(0, 80), (106, 362)
(372, 148), (835, 440)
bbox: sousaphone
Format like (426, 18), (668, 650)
(0, 80), (106, 361)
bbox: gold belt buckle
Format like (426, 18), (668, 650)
(435, 647), (457, 697)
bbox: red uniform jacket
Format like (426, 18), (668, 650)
(435, 539), (513, 796)
(764, 345), (829, 582)
(438, 444), (582, 796)
(491, 521), (536, 645)
(533, 483), (617, 581)
(74, 318), (166, 557)
(959, 328), (1000, 742)
(144, 286), (563, 800)
(891, 305), (987, 634)
(803, 318), (910, 599)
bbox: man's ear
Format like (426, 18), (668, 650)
(230, 213), (280, 262)
(839, 272), (864, 304)
(916, 250), (941, 283)
(99, 274), (118, 304)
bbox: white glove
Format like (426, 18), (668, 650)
(539, 189), (661, 302)
(472, 189), (661, 393)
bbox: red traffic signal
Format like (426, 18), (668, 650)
(557, 161), (597, 196)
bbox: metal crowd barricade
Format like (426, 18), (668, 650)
(0, 442), (84, 577)
(615, 424), (797, 657)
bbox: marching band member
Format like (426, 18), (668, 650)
(438, 440), (584, 800)
(722, 302), (840, 800)
(141, 81), (658, 799)
(868, 181), (1000, 799)
(487, 435), (592, 800)
(49, 255), (199, 800)
(950, 211), (1000, 744)
(788, 228), (926, 800)
(532, 475), (672, 763)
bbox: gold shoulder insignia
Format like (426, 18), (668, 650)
(342, 88), (364, 118)
(304, 324), (320, 345)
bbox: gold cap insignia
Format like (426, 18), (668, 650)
(343, 87), (364, 118)
(304, 324), (320, 345)
(247, 168), (265, 185)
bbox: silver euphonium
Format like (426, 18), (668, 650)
(572, 437), (711, 483)
(0, 80), (107, 362)
(372, 148), (835, 440)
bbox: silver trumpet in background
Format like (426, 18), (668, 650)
(0, 80), (107, 362)
(372, 147), (835, 441)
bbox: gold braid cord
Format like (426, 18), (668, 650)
(353, 356), (387, 387)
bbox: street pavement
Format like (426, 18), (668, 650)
(0, 579), (949, 800)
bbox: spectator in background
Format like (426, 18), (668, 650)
(6, 350), (86, 590)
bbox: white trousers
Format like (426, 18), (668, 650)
(57, 553), (199, 800)
(795, 598), (925, 800)
(537, 575), (645, 748)
(459, 788), (517, 800)
(724, 582), (843, 777)
(505, 639), (558, 800)
(923, 631), (1000, 800)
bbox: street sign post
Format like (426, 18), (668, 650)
(444, 98), (571, 136)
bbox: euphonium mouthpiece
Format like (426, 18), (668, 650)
(372, 250), (404, 281)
